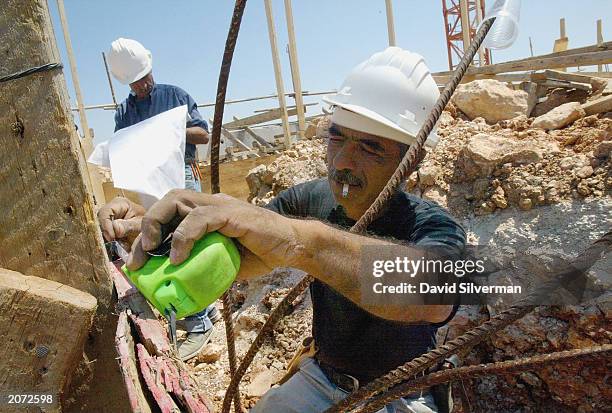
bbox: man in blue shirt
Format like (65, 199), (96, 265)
(108, 38), (219, 361)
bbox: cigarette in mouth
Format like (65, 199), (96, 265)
(342, 183), (349, 198)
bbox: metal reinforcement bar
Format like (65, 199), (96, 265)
(222, 275), (313, 413)
(209, 1), (248, 412)
(358, 345), (612, 413)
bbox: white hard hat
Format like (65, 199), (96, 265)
(107, 38), (153, 85)
(324, 47), (439, 149)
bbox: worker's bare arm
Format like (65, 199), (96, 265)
(126, 189), (452, 323)
(186, 126), (209, 145)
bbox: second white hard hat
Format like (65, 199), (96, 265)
(324, 47), (440, 149)
(107, 38), (153, 85)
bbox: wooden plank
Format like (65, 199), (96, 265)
(244, 127), (272, 148)
(102, 52), (118, 105)
(581, 95), (612, 116)
(538, 79), (592, 91)
(457, 50), (612, 79)
(0, 0), (112, 311)
(385, 0), (396, 47)
(475, 0), (486, 65)
(137, 344), (213, 413)
(56, 0), (105, 205)
(543, 69), (595, 84)
(115, 311), (153, 413)
(264, 0), (292, 148)
(223, 107), (299, 129)
(433, 42), (612, 80)
(253, 102), (315, 113)
(221, 127), (260, 157)
(109, 264), (213, 412)
(136, 345), (181, 413)
(477, 50), (612, 75)
(0, 269), (97, 403)
(459, 0), (471, 52)
(110, 263), (171, 356)
(232, 116), (273, 148)
(553, 18), (569, 73)
(597, 19), (604, 73)
(284, 0), (306, 140)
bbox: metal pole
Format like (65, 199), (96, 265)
(284, 0), (306, 140)
(385, 0), (396, 47)
(102, 52), (117, 105)
(264, 0), (292, 148)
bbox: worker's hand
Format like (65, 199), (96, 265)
(98, 197), (146, 245)
(126, 190), (303, 277)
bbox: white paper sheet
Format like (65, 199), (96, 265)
(89, 105), (187, 203)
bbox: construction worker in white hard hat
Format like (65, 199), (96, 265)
(105, 37), (221, 362)
(99, 47), (465, 412)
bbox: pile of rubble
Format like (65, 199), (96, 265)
(411, 78), (611, 217)
(246, 117), (329, 205)
(195, 77), (610, 411)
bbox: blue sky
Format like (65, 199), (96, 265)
(48, 1), (611, 142)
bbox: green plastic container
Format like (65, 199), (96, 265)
(122, 232), (240, 319)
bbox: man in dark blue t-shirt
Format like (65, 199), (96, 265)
(107, 38), (219, 361)
(103, 47), (465, 412)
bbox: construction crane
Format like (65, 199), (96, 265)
(442, 0), (492, 69)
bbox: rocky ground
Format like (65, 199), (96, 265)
(192, 79), (611, 412)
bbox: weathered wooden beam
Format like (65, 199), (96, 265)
(223, 107), (300, 129)
(581, 95), (612, 116)
(264, 0), (292, 148)
(459, 0), (471, 52)
(597, 19), (604, 73)
(0, 0), (112, 304)
(55, 0), (106, 204)
(385, 0), (396, 47)
(472, 50), (612, 77)
(233, 116), (273, 148)
(284, 0), (306, 140)
(433, 42), (612, 80)
(220, 127), (260, 157)
(0, 269), (97, 404)
(253, 102), (315, 113)
(538, 79), (592, 91)
(0, 5), (116, 403)
(109, 264), (213, 412)
(115, 311), (153, 413)
(111, 263), (171, 356)
(542, 69), (596, 84)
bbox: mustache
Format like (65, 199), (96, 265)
(330, 169), (363, 187)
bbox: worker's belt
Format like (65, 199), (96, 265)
(317, 358), (433, 399)
(317, 360), (360, 394)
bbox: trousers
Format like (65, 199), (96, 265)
(251, 357), (437, 413)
